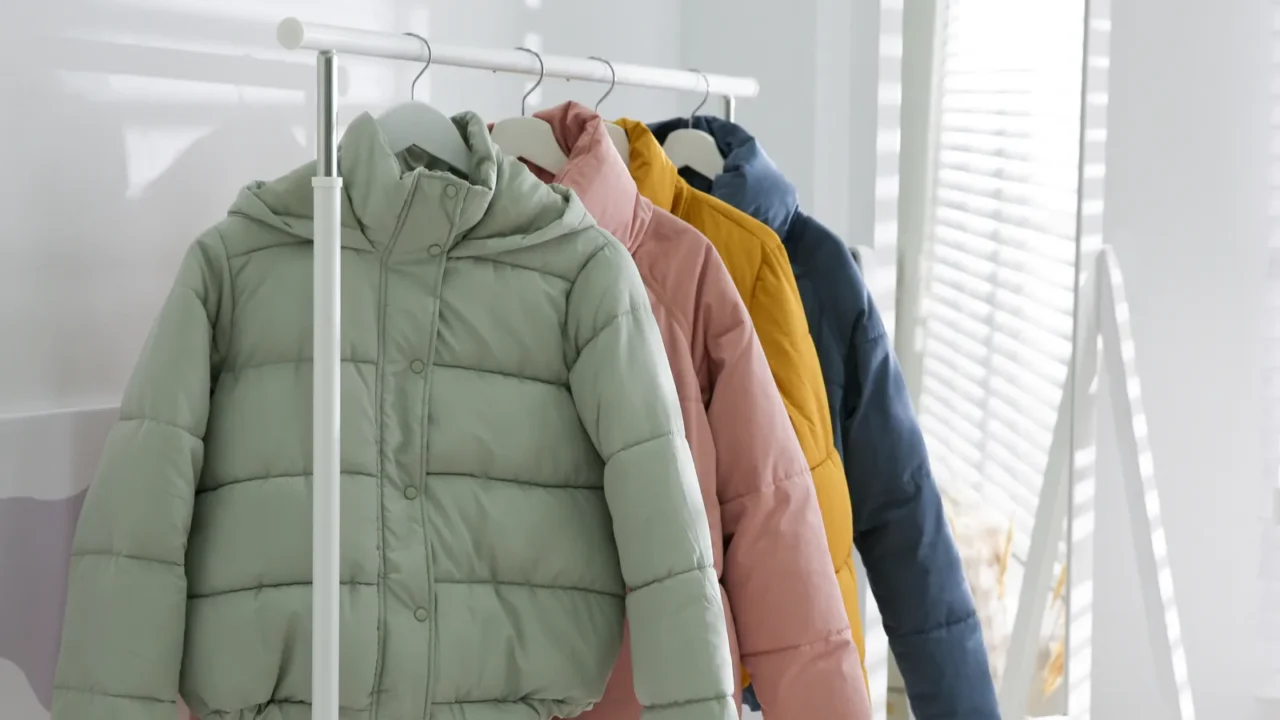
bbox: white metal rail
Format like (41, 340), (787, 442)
(277, 18), (760, 98)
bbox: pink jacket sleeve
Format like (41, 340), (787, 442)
(698, 251), (871, 720)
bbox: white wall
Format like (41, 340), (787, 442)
(0, 2), (686, 717)
(1094, 0), (1274, 718)
(0, 0), (685, 418)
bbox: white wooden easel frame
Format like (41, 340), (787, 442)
(999, 0), (1195, 715)
(997, 246), (1196, 720)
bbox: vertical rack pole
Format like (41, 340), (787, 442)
(722, 95), (736, 122)
(312, 49), (342, 720)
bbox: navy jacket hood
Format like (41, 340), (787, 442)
(649, 116), (1001, 720)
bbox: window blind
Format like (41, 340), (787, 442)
(917, 0), (1086, 563)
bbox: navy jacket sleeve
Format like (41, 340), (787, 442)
(839, 249), (1000, 719)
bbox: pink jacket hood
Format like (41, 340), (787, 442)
(526, 101), (870, 720)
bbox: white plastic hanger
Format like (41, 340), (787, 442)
(603, 124), (630, 161)
(588, 56), (631, 162)
(661, 71), (724, 180)
(377, 33), (472, 176)
(490, 47), (569, 175)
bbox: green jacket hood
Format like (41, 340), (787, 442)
(228, 111), (587, 252)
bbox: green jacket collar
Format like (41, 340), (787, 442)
(231, 111), (584, 254)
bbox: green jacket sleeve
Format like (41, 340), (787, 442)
(52, 233), (229, 720)
(566, 238), (736, 720)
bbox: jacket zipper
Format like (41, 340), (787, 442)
(418, 180), (465, 720)
(369, 173), (419, 719)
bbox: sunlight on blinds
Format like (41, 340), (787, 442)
(918, 0), (1085, 563)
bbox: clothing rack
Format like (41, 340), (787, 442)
(275, 17), (760, 720)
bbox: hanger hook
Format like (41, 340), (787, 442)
(402, 32), (432, 101)
(587, 56), (616, 113)
(690, 70), (711, 127)
(515, 47), (545, 117)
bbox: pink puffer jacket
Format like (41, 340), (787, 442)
(523, 102), (869, 720)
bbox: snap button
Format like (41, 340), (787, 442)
(428, 244), (443, 257)
(444, 185), (458, 198)
(410, 359), (425, 373)
(404, 486), (418, 500)
(414, 607), (428, 622)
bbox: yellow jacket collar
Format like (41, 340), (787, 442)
(614, 118), (682, 215)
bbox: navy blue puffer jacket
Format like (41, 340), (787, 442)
(647, 117), (999, 720)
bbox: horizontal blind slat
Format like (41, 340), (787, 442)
(920, 0), (1085, 569)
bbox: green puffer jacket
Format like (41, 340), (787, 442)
(52, 112), (736, 720)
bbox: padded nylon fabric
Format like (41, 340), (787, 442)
(522, 102), (869, 720)
(646, 116), (998, 720)
(51, 112), (735, 720)
(613, 119), (865, 677)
